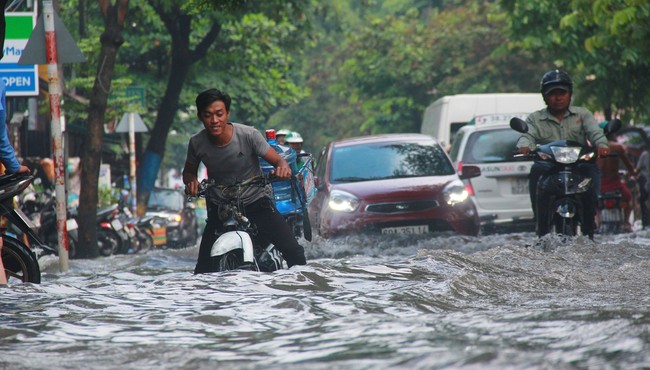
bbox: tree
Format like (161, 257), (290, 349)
(76, 0), (130, 258)
(135, 1), (221, 214)
(133, 1), (311, 213)
(500, 0), (650, 122)
(270, 1), (546, 152)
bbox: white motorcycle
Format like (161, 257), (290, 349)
(189, 175), (286, 272)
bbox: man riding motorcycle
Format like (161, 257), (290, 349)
(516, 69), (610, 239)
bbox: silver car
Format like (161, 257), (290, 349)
(448, 115), (534, 232)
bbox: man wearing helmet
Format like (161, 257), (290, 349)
(516, 69), (610, 238)
(276, 129), (291, 145)
(285, 132), (304, 154)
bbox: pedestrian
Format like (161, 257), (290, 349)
(182, 89), (306, 274)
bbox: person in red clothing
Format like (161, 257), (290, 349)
(597, 131), (639, 232)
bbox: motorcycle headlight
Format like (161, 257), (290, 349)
(443, 180), (470, 206)
(551, 146), (581, 164)
(328, 190), (360, 212)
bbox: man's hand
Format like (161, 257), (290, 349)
(16, 165), (30, 174)
(516, 147), (530, 155)
(184, 179), (199, 197)
(597, 146), (610, 157)
(272, 166), (292, 180)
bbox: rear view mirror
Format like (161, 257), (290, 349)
(510, 117), (528, 133)
(459, 165), (481, 180)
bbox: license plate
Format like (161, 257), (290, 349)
(66, 219), (78, 231)
(511, 177), (529, 195)
(381, 225), (429, 234)
(111, 219), (123, 231)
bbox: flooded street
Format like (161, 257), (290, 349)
(2, 230), (650, 369)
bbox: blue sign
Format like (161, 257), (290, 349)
(0, 63), (38, 96)
(0, 13), (39, 97)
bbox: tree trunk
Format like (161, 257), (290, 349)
(76, 0), (129, 258)
(136, 4), (221, 213)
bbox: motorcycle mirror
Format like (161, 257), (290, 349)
(603, 118), (622, 135)
(509, 117), (528, 133)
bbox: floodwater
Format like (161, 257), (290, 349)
(2, 230), (650, 369)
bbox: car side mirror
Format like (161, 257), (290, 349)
(510, 117), (528, 133)
(186, 202), (196, 210)
(315, 176), (324, 191)
(459, 165), (481, 180)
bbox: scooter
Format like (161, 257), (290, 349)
(598, 190), (626, 234)
(510, 117), (622, 238)
(188, 174), (287, 272)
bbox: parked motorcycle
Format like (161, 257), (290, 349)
(96, 204), (127, 256)
(21, 186), (78, 259)
(188, 174), (288, 272)
(0, 173), (53, 284)
(119, 203), (154, 254)
(510, 117), (622, 238)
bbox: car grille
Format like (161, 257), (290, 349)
(365, 200), (439, 214)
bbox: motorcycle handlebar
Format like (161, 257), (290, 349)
(186, 172), (297, 202)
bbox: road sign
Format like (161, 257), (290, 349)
(115, 112), (148, 133)
(0, 12), (39, 96)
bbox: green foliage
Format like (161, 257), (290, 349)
(271, 1), (545, 152)
(501, 0), (650, 122)
(98, 186), (119, 207)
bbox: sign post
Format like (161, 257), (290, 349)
(116, 112), (148, 213)
(43, 1), (68, 271)
(17, 1), (85, 272)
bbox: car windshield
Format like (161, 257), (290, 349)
(147, 189), (184, 211)
(330, 141), (455, 183)
(463, 128), (521, 163)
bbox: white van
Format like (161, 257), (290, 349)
(420, 93), (545, 149)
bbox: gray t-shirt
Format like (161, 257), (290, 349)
(186, 122), (272, 205)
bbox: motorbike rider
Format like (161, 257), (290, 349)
(285, 131), (307, 168)
(182, 88), (307, 274)
(276, 129), (290, 145)
(516, 69), (610, 238)
(597, 129), (638, 232)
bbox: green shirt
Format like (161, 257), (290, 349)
(516, 106), (608, 150)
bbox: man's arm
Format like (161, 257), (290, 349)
(261, 147), (292, 180)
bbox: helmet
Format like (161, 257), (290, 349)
(540, 69), (573, 95)
(276, 129), (291, 136)
(285, 132), (303, 143)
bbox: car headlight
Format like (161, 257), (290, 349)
(328, 190), (360, 212)
(168, 214), (182, 223)
(443, 180), (469, 206)
(550, 146), (581, 164)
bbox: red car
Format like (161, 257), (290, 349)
(309, 134), (481, 238)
